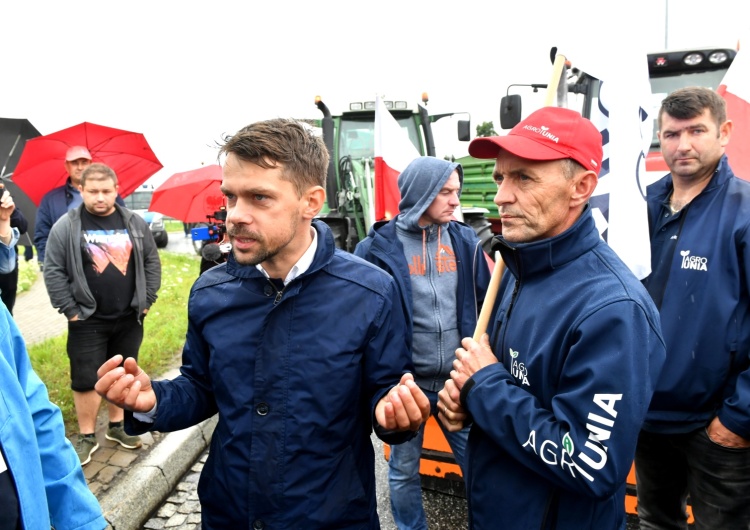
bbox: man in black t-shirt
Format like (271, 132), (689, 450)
(43, 163), (161, 466)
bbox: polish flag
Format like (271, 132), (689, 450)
(717, 48), (750, 181)
(374, 96), (420, 221)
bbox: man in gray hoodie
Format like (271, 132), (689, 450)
(355, 156), (491, 529)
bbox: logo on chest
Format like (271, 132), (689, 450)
(679, 250), (708, 272)
(509, 348), (530, 386)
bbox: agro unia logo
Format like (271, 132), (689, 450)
(523, 124), (560, 143)
(680, 250), (708, 271)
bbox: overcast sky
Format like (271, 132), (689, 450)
(2, 0), (746, 187)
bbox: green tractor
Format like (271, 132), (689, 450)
(312, 95), (495, 253)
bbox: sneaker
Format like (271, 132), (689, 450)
(105, 425), (143, 449)
(75, 435), (99, 466)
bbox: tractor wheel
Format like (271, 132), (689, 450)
(465, 214), (495, 255)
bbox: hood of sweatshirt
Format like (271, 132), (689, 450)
(396, 157), (463, 231)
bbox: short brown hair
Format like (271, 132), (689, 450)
(658, 86), (727, 131)
(219, 118), (328, 198)
(80, 163), (118, 188)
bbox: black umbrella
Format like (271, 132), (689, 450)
(1, 117), (43, 245)
(1, 118), (41, 178)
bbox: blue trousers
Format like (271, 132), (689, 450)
(388, 389), (469, 530)
(635, 427), (750, 530)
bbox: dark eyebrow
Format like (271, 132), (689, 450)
(662, 123), (708, 135)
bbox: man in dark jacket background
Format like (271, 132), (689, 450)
(439, 107), (665, 530)
(355, 156), (490, 530)
(95, 118), (430, 529)
(637, 87), (750, 529)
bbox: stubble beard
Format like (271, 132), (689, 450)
(228, 214), (299, 267)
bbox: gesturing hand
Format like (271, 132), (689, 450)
(376, 373), (431, 432)
(95, 354), (157, 413)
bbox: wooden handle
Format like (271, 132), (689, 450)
(544, 54), (567, 107)
(473, 254), (506, 341)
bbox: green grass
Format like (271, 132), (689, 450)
(164, 219), (185, 233)
(17, 256), (39, 294)
(26, 250), (200, 433)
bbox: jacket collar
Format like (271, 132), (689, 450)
(647, 154), (733, 201)
(495, 204), (601, 279)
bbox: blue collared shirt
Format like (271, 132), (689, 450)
(0, 227), (19, 274)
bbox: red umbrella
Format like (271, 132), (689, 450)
(12, 122), (163, 206)
(149, 164), (224, 223)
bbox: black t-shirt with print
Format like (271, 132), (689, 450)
(80, 208), (136, 319)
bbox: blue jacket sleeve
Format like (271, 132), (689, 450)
(0, 228), (19, 273)
(718, 226), (750, 439)
(364, 277), (417, 445)
(1, 307), (106, 530)
(34, 197), (54, 264)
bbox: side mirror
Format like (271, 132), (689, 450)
(457, 120), (471, 142)
(500, 94), (522, 130)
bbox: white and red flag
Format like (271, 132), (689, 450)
(374, 95), (420, 222)
(717, 48), (750, 180)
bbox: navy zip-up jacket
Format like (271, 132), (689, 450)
(126, 220), (415, 529)
(354, 218), (490, 391)
(460, 206), (665, 530)
(355, 156), (491, 391)
(642, 155), (750, 438)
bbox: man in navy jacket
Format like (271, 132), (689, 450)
(95, 118), (430, 529)
(637, 87), (750, 529)
(439, 107), (665, 530)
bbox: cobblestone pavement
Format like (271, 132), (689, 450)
(144, 451), (207, 529)
(143, 436), (470, 530)
(83, 428), (165, 498)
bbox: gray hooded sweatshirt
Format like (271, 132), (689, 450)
(395, 157), (463, 391)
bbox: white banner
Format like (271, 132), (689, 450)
(561, 37), (653, 279)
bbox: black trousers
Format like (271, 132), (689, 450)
(0, 264), (19, 315)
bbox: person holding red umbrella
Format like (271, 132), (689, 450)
(34, 146), (125, 269)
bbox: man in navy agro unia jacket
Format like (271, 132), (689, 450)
(637, 86), (750, 529)
(439, 107), (666, 530)
(95, 118), (431, 529)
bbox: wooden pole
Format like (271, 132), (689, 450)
(473, 253), (505, 341)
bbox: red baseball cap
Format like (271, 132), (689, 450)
(468, 107), (603, 174)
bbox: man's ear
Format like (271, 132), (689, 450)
(571, 171), (598, 209)
(720, 119), (733, 148)
(302, 186), (326, 219)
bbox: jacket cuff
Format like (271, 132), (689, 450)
(459, 377), (476, 409)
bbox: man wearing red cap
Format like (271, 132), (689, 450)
(437, 107), (666, 529)
(34, 146), (125, 269)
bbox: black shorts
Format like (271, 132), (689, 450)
(67, 312), (144, 391)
